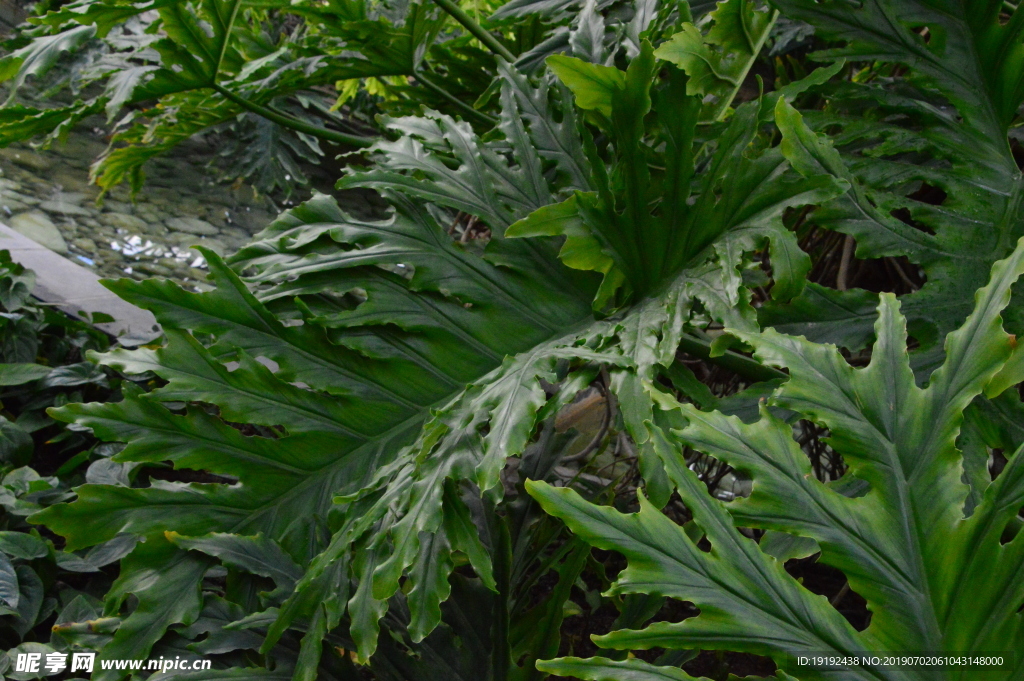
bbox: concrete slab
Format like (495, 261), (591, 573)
(0, 223), (161, 346)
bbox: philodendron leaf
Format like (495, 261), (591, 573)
(654, 0), (778, 121)
(510, 52), (844, 306)
(91, 536), (211, 681)
(539, 656), (701, 680)
(546, 55), (625, 118)
(0, 24), (97, 101)
(760, 0), (1024, 375)
(0, 552), (18, 610)
(167, 532), (303, 595)
(531, 237), (1024, 679)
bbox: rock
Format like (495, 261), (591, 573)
(106, 186), (133, 203)
(2, 199), (30, 212)
(103, 200), (134, 214)
(48, 191), (87, 204)
(230, 183), (261, 207)
(205, 193), (234, 208)
(231, 207), (275, 234)
(73, 237), (97, 252)
(0, 190), (40, 206)
(174, 198), (204, 215)
(101, 212), (148, 232)
(39, 200), (92, 216)
(51, 170), (93, 193)
(166, 217), (219, 236)
(138, 221), (167, 237)
(136, 207), (162, 223)
(40, 192), (92, 216)
(135, 262), (174, 278)
(54, 136), (105, 160)
(169, 232), (202, 247)
(9, 211), (68, 253)
(219, 226), (251, 242)
(195, 237), (227, 255)
(0, 148), (52, 172)
(146, 187), (179, 204)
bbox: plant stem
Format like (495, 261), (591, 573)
(214, 0), (244, 78)
(676, 332), (787, 383)
(211, 83), (374, 148)
(415, 71), (498, 125)
(488, 502), (512, 681)
(429, 0), (516, 62)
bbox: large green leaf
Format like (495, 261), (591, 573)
(0, 0), (448, 190)
(513, 53), (843, 306)
(760, 0), (1024, 374)
(531, 237), (1024, 680)
(0, 24), (97, 101)
(654, 0), (778, 121)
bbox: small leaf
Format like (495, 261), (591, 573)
(167, 532), (303, 591)
(0, 364), (52, 386)
(12, 565), (44, 637)
(0, 551), (19, 609)
(0, 417), (33, 467)
(759, 531), (819, 562)
(546, 54), (624, 118)
(0, 532), (49, 560)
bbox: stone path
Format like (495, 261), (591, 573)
(0, 126), (385, 289)
(0, 132), (284, 291)
(0, 115), (385, 345)
(0, 222), (160, 346)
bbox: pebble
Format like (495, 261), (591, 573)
(197, 238), (227, 255)
(219, 226), (251, 243)
(166, 217), (219, 236)
(50, 192), (88, 204)
(0, 190), (40, 206)
(101, 212), (148, 232)
(102, 200), (134, 214)
(0, 148), (52, 172)
(10, 211), (68, 254)
(39, 201), (91, 216)
(51, 170), (94, 193)
(169, 232), (202, 247)
(231, 208), (275, 234)
(136, 207), (162, 223)
(135, 262), (174, 277)
(39, 194), (93, 216)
